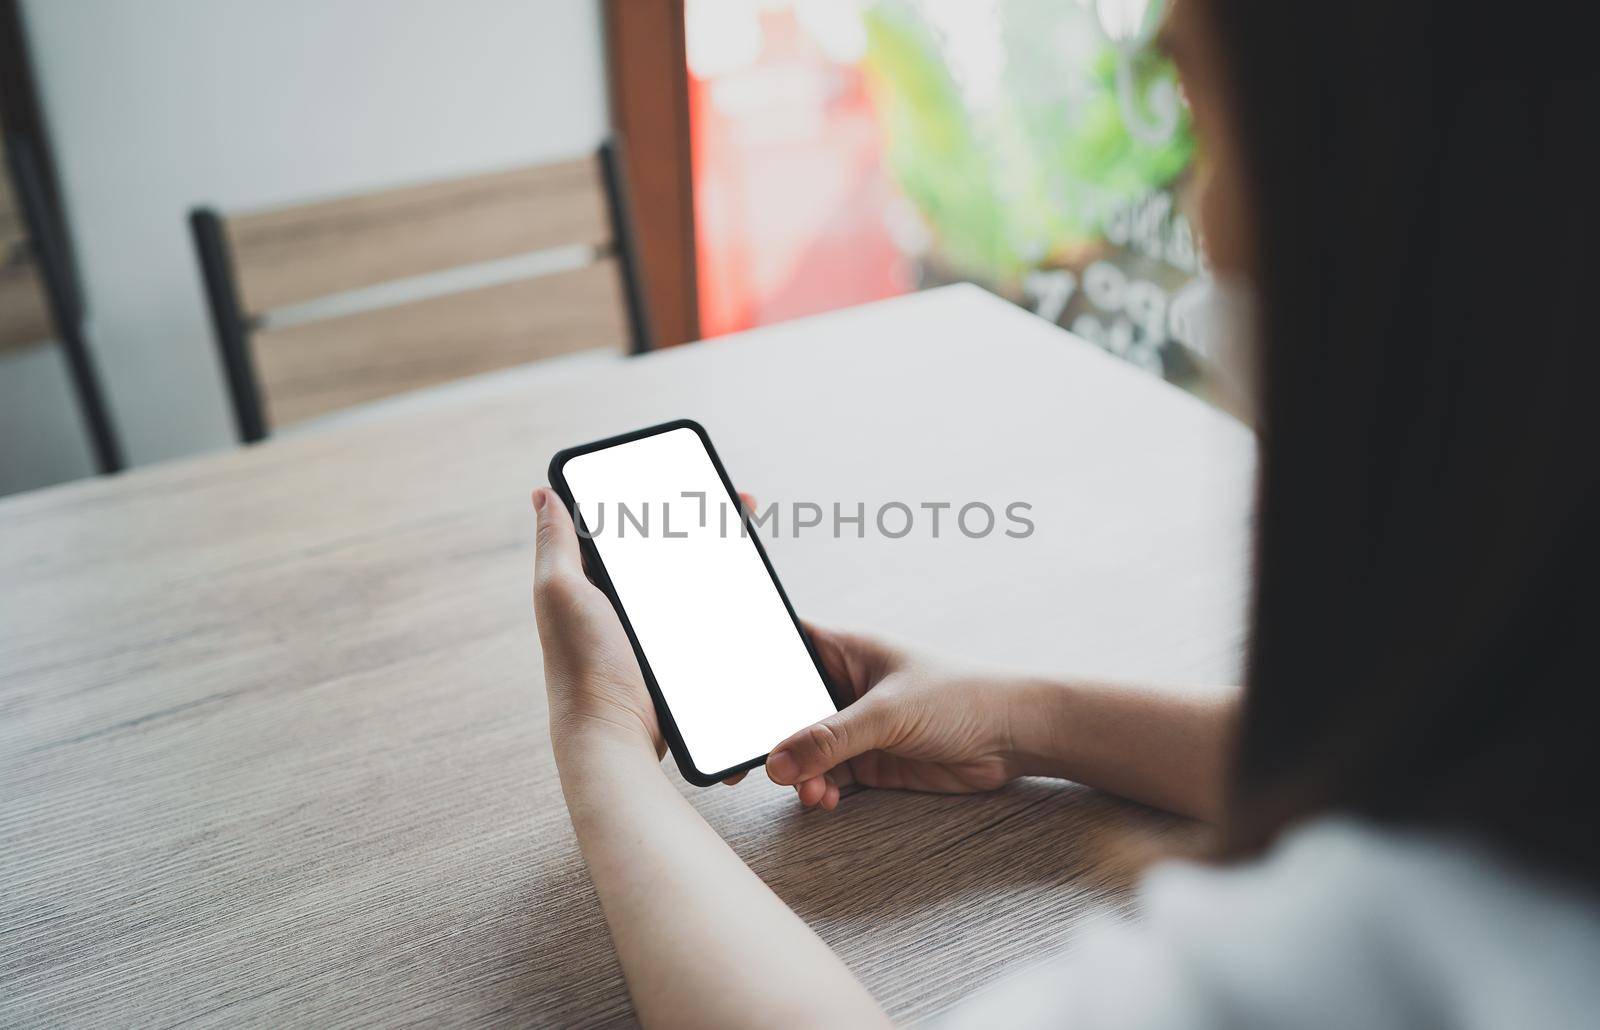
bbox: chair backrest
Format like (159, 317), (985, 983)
(191, 143), (652, 441)
(0, 141), (53, 354)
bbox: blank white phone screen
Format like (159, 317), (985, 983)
(560, 427), (836, 775)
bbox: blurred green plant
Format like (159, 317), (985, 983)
(861, 0), (1193, 288)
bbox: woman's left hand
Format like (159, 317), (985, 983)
(532, 486), (663, 762)
(531, 487), (750, 784)
(532, 493), (886, 1028)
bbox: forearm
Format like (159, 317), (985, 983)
(1006, 678), (1238, 820)
(555, 725), (888, 1029)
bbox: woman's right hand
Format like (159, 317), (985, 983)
(765, 625), (1029, 810)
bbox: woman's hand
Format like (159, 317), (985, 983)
(767, 627), (1030, 810)
(532, 486), (753, 783)
(774, 625), (1240, 820)
(531, 492), (889, 1029)
(532, 487), (663, 762)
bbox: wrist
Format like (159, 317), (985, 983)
(1001, 676), (1080, 779)
(551, 712), (660, 776)
(551, 716), (673, 838)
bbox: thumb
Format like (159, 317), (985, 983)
(766, 698), (895, 785)
(532, 487), (585, 602)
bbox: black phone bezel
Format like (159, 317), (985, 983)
(546, 418), (845, 787)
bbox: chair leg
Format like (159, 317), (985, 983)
(599, 138), (657, 355)
(189, 208), (267, 443)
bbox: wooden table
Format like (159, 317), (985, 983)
(0, 285), (1255, 1026)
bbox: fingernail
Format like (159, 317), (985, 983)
(533, 488), (547, 514)
(766, 748), (798, 783)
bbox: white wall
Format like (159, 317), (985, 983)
(4, 0), (608, 494)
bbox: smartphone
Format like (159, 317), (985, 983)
(548, 419), (842, 786)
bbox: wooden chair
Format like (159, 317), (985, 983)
(2, 133), (123, 472)
(189, 141), (653, 442)
(0, 150), (50, 355)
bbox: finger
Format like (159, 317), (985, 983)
(737, 491), (757, 513)
(800, 622), (854, 695)
(766, 697), (894, 786)
(796, 775), (828, 807)
(532, 487), (585, 599)
(800, 621), (898, 702)
(820, 773), (841, 811)
(721, 771), (747, 786)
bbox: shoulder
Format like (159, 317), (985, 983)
(938, 818), (1600, 1029)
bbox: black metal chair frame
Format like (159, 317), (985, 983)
(4, 132), (124, 473)
(190, 138), (655, 445)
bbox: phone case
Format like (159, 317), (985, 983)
(546, 418), (845, 786)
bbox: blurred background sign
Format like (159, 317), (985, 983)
(687, 0), (1204, 382)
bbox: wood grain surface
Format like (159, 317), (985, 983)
(254, 260), (628, 428)
(0, 285), (1255, 1026)
(227, 156), (610, 313)
(0, 249), (51, 352)
(0, 142), (52, 351)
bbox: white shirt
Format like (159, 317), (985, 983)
(941, 818), (1600, 1028)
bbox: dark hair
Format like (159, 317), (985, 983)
(1210, 0), (1600, 881)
